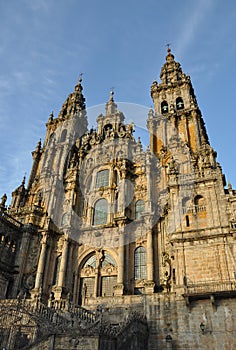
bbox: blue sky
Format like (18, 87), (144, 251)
(1, 0), (236, 202)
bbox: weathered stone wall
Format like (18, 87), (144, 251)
(85, 293), (236, 350)
(53, 335), (99, 350)
(145, 294), (236, 350)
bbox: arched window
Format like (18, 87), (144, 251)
(194, 195), (205, 206)
(83, 254), (96, 268)
(61, 213), (69, 226)
(53, 255), (61, 285)
(101, 253), (116, 267)
(176, 97), (184, 110)
(134, 246), (146, 280)
(60, 129), (67, 142)
(79, 252), (117, 303)
(161, 101), (169, 114)
(93, 198), (108, 226)
(96, 170), (109, 188)
(48, 133), (55, 145)
(182, 196), (191, 214)
(135, 200), (145, 219)
(194, 195), (206, 213)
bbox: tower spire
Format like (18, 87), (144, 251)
(58, 74), (86, 119)
(105, 87), (118, 115)
(149, 51), (209, 156)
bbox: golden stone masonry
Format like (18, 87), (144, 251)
(1, 50), (236, 349)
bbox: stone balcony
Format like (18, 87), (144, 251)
(182, 204), (206, 214)
(183, 280), (236, 306)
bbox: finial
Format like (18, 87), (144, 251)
(75, 73), (84, 92)
(22, 175), (26, 186)
(148, 107), (154, 118)
(35, 138), (41, 152)
(166, 43), (171, 54)
(48, 111), (54, 123)
(78, 73), (83, 84)
(109, 87), (114, 102)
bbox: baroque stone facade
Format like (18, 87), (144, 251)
(1, 49), (236, 349)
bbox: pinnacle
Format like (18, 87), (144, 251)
(105, 88), (118, 116)
(58, 75), (86, 119)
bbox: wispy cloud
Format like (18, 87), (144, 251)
(175, 0), (215, 57)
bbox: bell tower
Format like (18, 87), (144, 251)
(148, 47), (209, 156)
(147, 49), (230, 295)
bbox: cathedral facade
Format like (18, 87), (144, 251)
(1, 49), (236, 349)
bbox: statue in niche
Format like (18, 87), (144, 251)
(168, 156), (178, 174)
(118, 125), (126, 137)
(126, 124), (134, 140)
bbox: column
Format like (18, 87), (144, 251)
(57, 234), (69, 288)
(12, 228), (30, 297)
(146, 153), (152, 212)
(144, 215), (155, 294)
(34, 232), (48, 290)
(94, 268), (99, 297)
(147, 230), (154, 281)
(115, 225), (125, 296)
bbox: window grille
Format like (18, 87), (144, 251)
(80, 277), (95, 298)
(101, 276), (117, 296)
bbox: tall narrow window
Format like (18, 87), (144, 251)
(96, 170), (109, 188)
(135, 200), (145, 219)
(134, 246), (146, 280)
(186, 215), (190, 227)
(60, 129), (67, 142)
(61, 213), (69, 226)
(93, 198), (108, 226)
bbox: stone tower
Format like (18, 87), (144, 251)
(0, 50), (236, 350)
